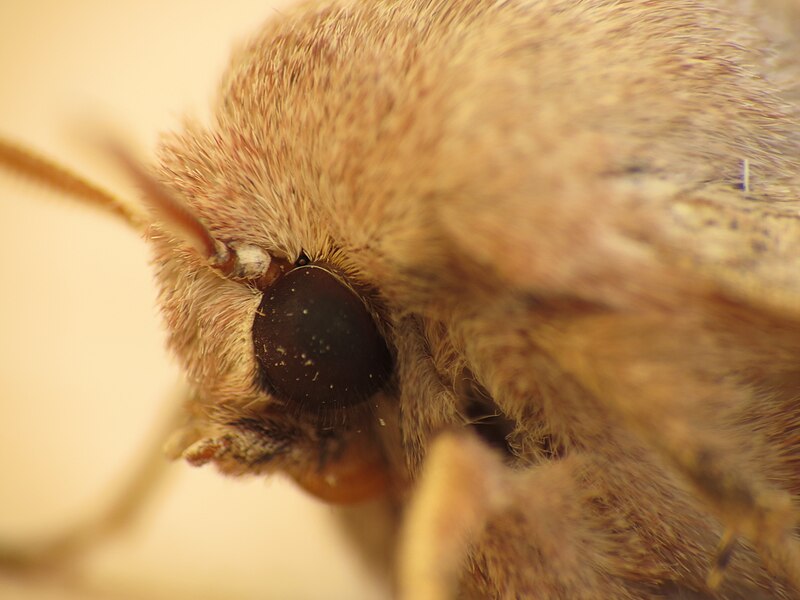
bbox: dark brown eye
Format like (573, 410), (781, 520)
(253, 264), (392, 413)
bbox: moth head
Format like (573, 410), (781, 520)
(124, 140), (399, 503)
(0, 134), (398, 504)
(0, 1), (494, 505)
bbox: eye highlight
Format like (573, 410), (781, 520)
(252, 264), (393, 413)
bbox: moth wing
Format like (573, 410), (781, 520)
(436, 177), (800, 587)
(438, 178), (800, 319)
(635, 184), (800, 318)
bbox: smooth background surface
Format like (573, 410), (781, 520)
(0, 2), (390, 598)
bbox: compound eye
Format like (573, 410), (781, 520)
(252, 264), (392, 412)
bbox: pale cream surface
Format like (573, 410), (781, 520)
(0, 2), (390, 599)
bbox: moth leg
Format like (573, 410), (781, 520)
(399, 431), (702, 599)
(0, 384), (185, 574)
(398, 431), (509, 600)
(541, 313), (800, 589)
(666, 428), (799, 589)
(707, 529), (739, 591)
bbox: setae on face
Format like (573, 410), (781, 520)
(2, 1), (800, 599)
(0, 2), (389, 599)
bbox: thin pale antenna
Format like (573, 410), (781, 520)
(0, 137), (146, 230)
(106, 142), (230, 269)
(106, 142), (270, 280)
(0, 135), (269, 281)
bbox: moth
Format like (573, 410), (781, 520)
(2, 1), (800, 599)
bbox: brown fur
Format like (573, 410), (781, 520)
(3, 0), (800, 598)
(148, 0), (800, 597)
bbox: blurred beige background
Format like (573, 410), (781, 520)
(0, 2), (391, 599)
